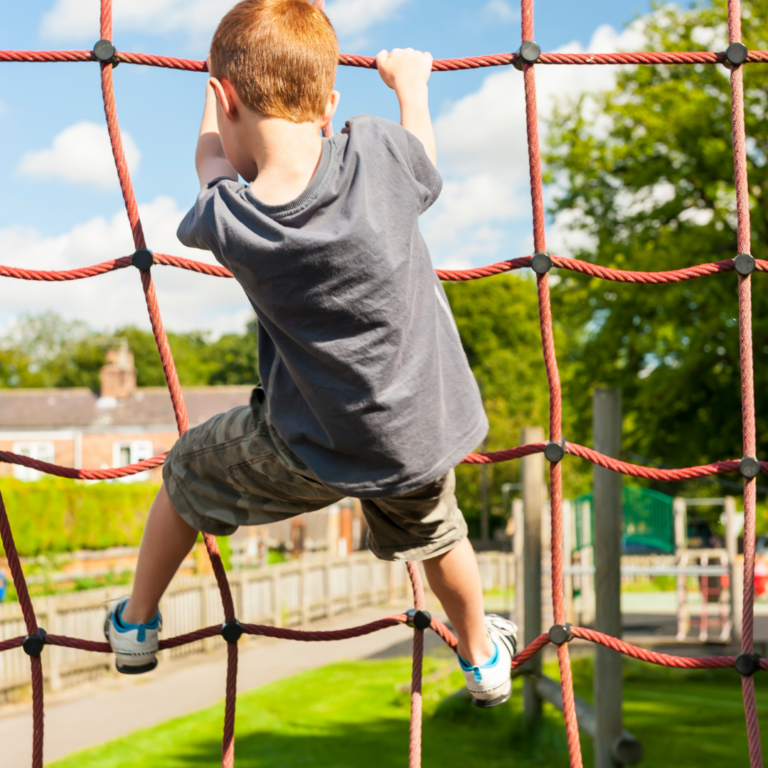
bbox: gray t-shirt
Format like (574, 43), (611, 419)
(178, 114), (488, 498)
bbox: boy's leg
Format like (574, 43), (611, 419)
(422, 536), (493, 665)
(122, 483), (198, 625)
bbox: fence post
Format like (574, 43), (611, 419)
(46, 599), (62, 692)
(521, 425), (545, 726)
(325, 560), (334, 618)
(593, 388), (623, 768)
(200, 581), (215, 653)
(562, 500), (575, 625)
(725, 496), (741, 642)
(300, 560), (310, 624)
(673, 498), (687, 553)
(580, 492), (596, 625)
(272, 568), (282, 628)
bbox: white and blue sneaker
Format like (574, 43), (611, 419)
(104, 597), (162, 675)
(459, 614), (518, 708)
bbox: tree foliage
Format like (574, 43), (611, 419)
(546, 0), (768, 495)
(0, 312), (260, 390)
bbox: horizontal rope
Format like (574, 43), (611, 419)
(4, 49), (768, 71)
(0, 252), (761, 285)
(0, 441), (758, 482)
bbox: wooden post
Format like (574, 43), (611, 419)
(521, 425), (545, 725)
(513, 497), (525, 629)
(725, 496), (741, 642)
(593, 388), (623, 768)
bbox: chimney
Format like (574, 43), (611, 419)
(99, 343), (137, 399)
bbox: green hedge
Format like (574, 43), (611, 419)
(0, 478), (159, 558)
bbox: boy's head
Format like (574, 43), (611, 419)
(210, 0), (339, 124)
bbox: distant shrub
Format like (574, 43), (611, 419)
(0, 478), (159, 557)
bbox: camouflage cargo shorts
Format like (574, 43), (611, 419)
(162, 393), (468, 562)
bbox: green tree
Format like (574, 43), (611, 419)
(0, 314), (260, 390)
(445, 274), (563, 535)
(546, 0), (768, 495)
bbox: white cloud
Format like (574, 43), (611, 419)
(325, 0), (410, 38)
(426, 22), (646, 266)
(41, 0), (238, 44)
(0, 198), (251, 335)
(483, 0), (518, 22)
(41, 0), (406, 44)
(16, 121), (141, 190)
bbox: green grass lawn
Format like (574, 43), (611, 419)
(49, 655), (768, 768)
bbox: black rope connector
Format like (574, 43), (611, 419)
(93, 39), (119, 67)
(544, 439), (567, 464)
(548, 623), (573, 646)
(132, 249), (154, 270)
(531, 252), (552, 275)
(735, 652), (761, 676)
(740, 456), (762, 479)
(726, 42), (749, 66)
(514, 40), (542, 70)
(406, 609), (432, 631)
(734, 253), (756, 276)
(23, 629), (47, 657)
(222, 620), (244, 644)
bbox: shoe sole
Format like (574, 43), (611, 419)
(115, 658), (158, 675)
(471, 689), (512, 708)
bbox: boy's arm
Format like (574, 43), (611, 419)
(376, 48), (436, 166)
(196, 78), (238, 189)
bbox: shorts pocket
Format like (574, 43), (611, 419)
(228, 454), (335, 504)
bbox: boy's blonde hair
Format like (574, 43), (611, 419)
(210, 0), (338, 123)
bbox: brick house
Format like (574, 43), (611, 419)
(0, 345), (368, 558)
(0, 344), (253, 483)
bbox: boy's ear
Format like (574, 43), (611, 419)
(322, 90), (341, 128)
(210, 77), (238, 121)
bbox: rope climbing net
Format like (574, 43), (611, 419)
(0, 0), (766, 765)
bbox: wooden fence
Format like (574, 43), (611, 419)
(0, 551), (417, 703)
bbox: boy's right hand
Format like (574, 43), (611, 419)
(375, 48), (433, 94)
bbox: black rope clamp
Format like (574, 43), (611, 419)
(548, 623), (573, 646)
(531, 252), (552, 275)
(132, 249), (154, 270)
(740, 456), (762, 479)
(726, 42), (749, 67)
(23, 629), (47, 657)
(544, 439), (567, 464)
(736, 652), (761, 676)
(222, 620), (244, 644)
(514, 40), (541, 70)
(406, 609), (432, 631)
(734, 253), (756, 276)
(93, 39), (119, 67)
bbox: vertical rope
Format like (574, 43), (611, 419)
(407, 563), (425, 768)
(97, 4), (239, 765)
(0, 495), (44, 768)
(521, 0), (581, 763)
(727, 0), (763, 764)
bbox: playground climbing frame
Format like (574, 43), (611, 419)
(1, 0), (768, 765)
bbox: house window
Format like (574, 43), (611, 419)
(113, 440), (153, 483)
(13, 442), (55, 482)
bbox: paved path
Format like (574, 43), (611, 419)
(1, 604), (434, 767)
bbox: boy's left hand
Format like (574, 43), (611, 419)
(375, 48), (433, 94)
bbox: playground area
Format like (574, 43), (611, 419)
(2, 0), (768, 766)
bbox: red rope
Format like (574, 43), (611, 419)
(0, 0), (765, 765)
(7, 48), (768, 70)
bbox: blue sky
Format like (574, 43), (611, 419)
(0, 0), (660, 336)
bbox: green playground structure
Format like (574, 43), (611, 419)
(573, 487), (675, 555)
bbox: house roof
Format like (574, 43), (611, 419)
(0, 386), (255, 430)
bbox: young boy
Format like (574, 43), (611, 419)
(105, 0), (517, 707)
